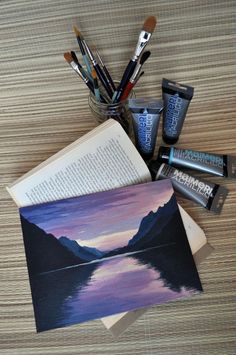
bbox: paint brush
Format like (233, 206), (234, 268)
(120, 51), (151, 101)
(113, 16), (157, 102)
(91, 68), (101, 102)
(64, 52), (94, 93)
(83, 42), (114, 99)
(70, 51), (92, 82)
(96, 50), (116, 91)
(73, 26), (92, 79)
(134, 70), (144, 85)
(74, 27), (113, 98)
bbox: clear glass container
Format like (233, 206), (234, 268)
(88, 86), (134, 135)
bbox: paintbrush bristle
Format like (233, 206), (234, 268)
(73, 26), (80, 37)
(64, 52), (73, 63)
(91, 68), (97, 80)
(140, 50), (151, 65)
(142, 16), (157, 33)
(73, 25), (84, 40)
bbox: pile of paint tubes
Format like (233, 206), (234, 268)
(128, 78), (236, 214)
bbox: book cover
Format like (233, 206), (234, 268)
(19, 180), (203, 332)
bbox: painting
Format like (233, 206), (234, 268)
(19, 180), (202, 332)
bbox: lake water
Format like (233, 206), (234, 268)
(30, 246), (201, 332)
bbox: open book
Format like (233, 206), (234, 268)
(7, 119), (150, 207)
(7, 119), (211, 333)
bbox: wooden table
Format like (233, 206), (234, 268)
(1, 1), (235, 354)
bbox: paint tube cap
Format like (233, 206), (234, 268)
(227, 156), (236, 178)
(148, 160), (163, 180)
(157, 146), (171, 163)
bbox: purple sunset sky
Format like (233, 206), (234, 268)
(20, 180), (174, 251)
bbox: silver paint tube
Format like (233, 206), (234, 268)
(162, 78), (194, 144)
(129, 98), (163, 160)
(157, 146), (236, 178)
(148, 161), (228, 214)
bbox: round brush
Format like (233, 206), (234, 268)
(73, 26), (93, 79)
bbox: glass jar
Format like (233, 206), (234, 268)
(88, 88), (134, 135)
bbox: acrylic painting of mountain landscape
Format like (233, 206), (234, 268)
(19, 180), (203, 332)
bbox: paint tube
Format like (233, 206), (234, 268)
(128, 98), (163, 160)
(148, 161), (228, 214)
(157, 146), (236, 178)
(162, 78), (194, 144)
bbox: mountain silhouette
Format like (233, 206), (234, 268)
(20, 193), (184, 274)
(20, 216), (85, 275)
(104, 193), (181, 257)
(128, 193), (177, 247)
(59, 236), (104, 261)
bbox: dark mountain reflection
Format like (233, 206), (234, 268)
(30, 244), (202, 332)
(132, 245), (203, 292)
(30, 263), (98, 332)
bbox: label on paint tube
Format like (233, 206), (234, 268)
(132, 110), (158, 154)
(163, 93), (190, 138)
(129, 98), (163, 159)
(158, 146), (236, 178)
(149, 162), (228, 214)
(162, 78), (194, 144)
(171, 148), (225, 177)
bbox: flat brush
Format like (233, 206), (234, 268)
(73, 26), (92, 79)
(64, 52), (94, 93)
(113, 16), (156, 103)
(120, 50), (151, 101)
(96, 49), (116, 91)
(70, 51), (91, 82)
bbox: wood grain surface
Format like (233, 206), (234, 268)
(0, 1), (236, 354)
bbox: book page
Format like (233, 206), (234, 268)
(7, 120), (151, 207)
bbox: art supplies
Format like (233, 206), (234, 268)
(129, 98), (163, 160)
(157, 146), (236, 178)
(148, 161), (228, 214)
(73, 26), (93, 79)
(7, 118), (214, 335)
(113, 16), (156, 103)
(162, 78), (194, 144)
(120, 51), (151, 101)
(96, 49), (116, 92)
(64, 52), (94, 94)
(66, 17), (155, 107)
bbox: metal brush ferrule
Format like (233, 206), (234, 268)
(133, 30), (152, 60)
(70, 61), (86, 81)
(82, 41), (96, 64)
(96, 51), (104, 66)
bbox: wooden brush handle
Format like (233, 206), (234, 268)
(120, 82), (134, 101)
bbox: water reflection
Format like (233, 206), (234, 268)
(31, 245), (202, 332)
